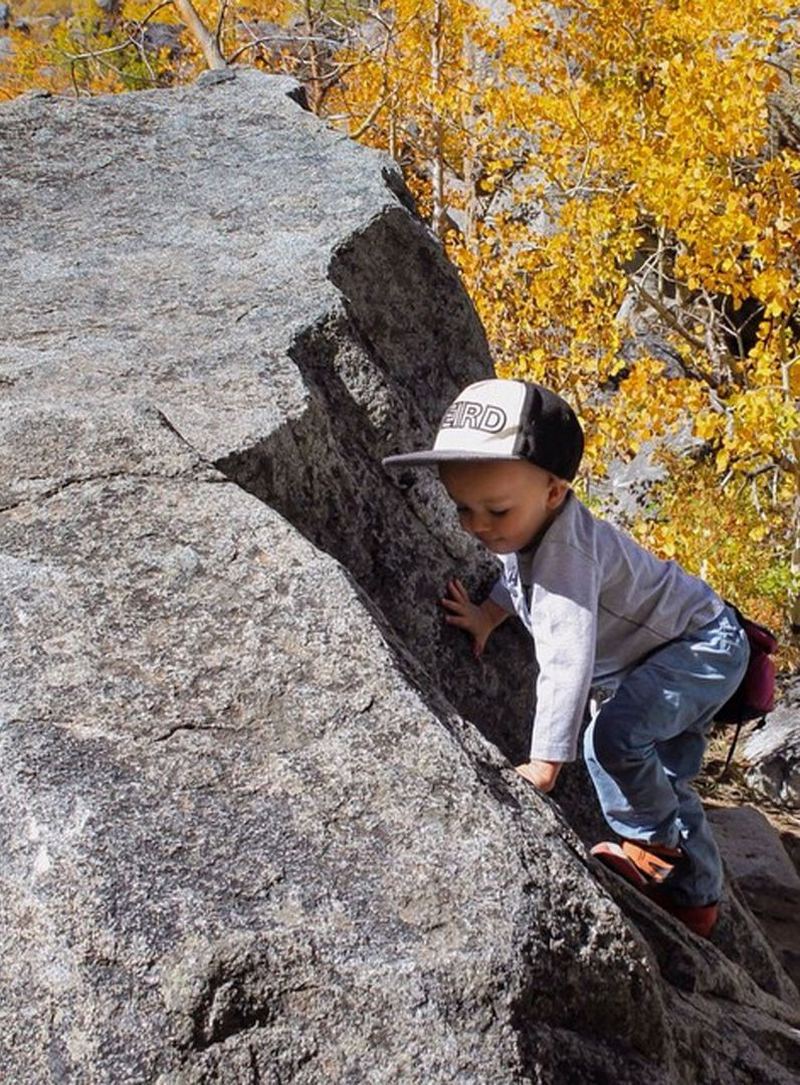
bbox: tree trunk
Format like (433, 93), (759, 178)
(303, 0), (322, 113)
(430, 0), (446, 239)
(173, 0), (228, 70)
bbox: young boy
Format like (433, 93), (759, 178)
(383, 378), (750, 938)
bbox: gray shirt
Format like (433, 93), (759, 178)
(489, 491), (724, 762)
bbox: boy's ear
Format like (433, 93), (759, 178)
(546, 476), (570, 509)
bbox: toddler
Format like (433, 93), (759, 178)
(383, 378), (750, 938)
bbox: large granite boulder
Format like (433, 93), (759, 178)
(2, 68), (800, 1084)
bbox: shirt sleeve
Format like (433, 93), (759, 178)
(528, 543), (600, 762)
(488, 574), (516, 613)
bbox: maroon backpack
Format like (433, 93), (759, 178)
(713, 604), (778, 777)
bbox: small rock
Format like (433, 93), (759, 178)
(195, 68), (237, 87)
(744, 705), (800, 808)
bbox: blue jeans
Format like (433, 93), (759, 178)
(583, 605), (750, 906)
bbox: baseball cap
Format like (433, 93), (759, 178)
(382, 378), (583, 481)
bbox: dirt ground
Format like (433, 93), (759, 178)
(700, 727), (800, 846)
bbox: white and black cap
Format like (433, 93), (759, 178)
(382, 378), (584, 481)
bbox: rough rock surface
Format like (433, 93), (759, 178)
(2, 69), (800, 1084)
(745, 685), (800, 808)
(708, 805), (800, 990)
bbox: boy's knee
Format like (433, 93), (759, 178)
(589, 714), (637, 772)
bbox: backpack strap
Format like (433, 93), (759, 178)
(716, 714), (767, 782)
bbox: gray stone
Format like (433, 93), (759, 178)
(195, 68), (237, 87)
(708, 805), (800, 988)
(2, 68), (800, 1083)
(745, 701), (800, 808)
(709, 806), (800, 903)
(16, 85), (52, 98)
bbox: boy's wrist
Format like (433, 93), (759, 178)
(515, 759), (563, 793)
(480, 597), (510, 632)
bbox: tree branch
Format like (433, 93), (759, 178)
(630, 278), (721, 387)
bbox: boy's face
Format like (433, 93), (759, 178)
(438, 459), (569, 554)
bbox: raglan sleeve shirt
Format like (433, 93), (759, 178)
(488, 492), (726, 763)
(526, 541), (601, 763)
(488, 576), (516, 613)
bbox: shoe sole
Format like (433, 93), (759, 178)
(590, 842), (649, 891)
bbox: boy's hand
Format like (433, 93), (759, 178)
(515, 760), (563, 793)
(440, 578), (506, 658)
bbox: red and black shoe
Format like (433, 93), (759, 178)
(589, 841), (651, 891)
(590, 838), (682, 889)
(646, 886), (719, 939)
(590, 839), (719, 938)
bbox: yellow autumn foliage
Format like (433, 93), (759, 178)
(0, 0), (182, 98)
(328, 0), (800, 652)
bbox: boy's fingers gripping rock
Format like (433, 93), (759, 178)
(440, 579), (487, 662)
(441, 579), (467, 610)
(454, 578), (471, 600)
(443, 612), (469, 628)
(445, 578), (467, 601)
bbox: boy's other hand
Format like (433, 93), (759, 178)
(515, 760), (563, 793)
(440, 578), (498, 658)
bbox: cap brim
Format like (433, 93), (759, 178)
(382, 450), (524, 468)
